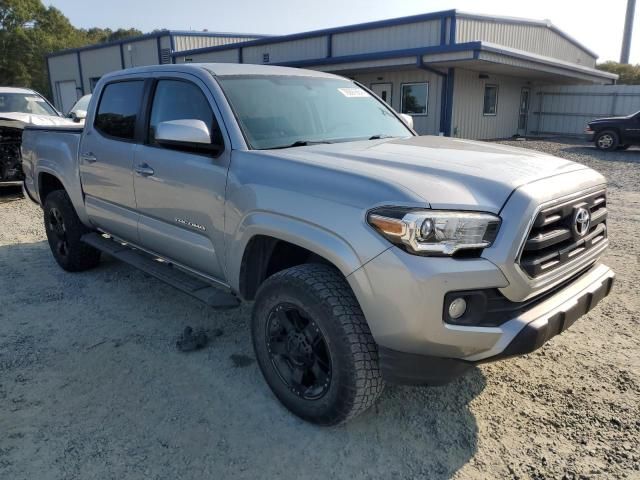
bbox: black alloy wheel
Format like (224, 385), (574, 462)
(265, 303), (332, 400)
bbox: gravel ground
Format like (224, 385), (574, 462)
(1, 139), (639, 479)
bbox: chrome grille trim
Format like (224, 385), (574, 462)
(518, 189), (607, 279)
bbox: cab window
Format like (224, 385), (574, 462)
(94, 81), (145, 140)
(148, 80), (221, 146)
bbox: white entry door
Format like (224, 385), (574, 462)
(370, 83), (393, 106)
(57, 80), (79, 114)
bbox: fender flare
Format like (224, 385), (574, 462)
(226, 211), (367, 293)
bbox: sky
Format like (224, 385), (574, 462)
(43, 0), (639, 64)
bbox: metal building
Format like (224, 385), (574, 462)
(47, 10), (618, 139)
(47, 30), (265, 113)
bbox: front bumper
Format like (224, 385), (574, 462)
(376, 263), (614, 385)
(348, 245), (614, 384)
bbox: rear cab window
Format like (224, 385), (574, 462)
(94, 81), (145, 140)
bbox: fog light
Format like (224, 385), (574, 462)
(448, 297), (467, 319)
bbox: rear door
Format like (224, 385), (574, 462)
(79, 80), (146, 241)
(132, 75), (231, 280)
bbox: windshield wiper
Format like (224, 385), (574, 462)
(368, 134), (398, 140)
(265, 140), (333, 150)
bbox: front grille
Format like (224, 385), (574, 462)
(519, 190), (607, 277)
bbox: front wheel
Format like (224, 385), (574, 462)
(43, 190), (101, 272)
(595, 130), (619, 151)
(251, 264), (384, 425)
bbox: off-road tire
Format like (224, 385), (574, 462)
(595, 130), (619, 151)
(252, 264), (385, 425)
(43, 190), (101, 272)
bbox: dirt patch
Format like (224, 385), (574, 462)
(0, 140), (638, 479)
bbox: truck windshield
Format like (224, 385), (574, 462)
(216, 75), (412, 150)
(0, 93), (58, 116)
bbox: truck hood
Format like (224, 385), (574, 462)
(0, 112), (74, 129)
(272, 136), (588, 213)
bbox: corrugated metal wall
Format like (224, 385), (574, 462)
(349, 69), (444, 135)
(172, 35), (257, 52)
(529, 85), (640, 135)
(243, 36), (327, 64)
(332, 20), (441, 56)
(451, 68), (526, 139)
(47, 53), (81, 108)
(122, 38), (158, 68)
(456, 19), (597, 67)
(79, 46), (121, 93)
(178, 48), (240, 63)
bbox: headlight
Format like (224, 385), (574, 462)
(367, 207), (500, 256)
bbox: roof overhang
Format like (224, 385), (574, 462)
(290, 42), (617, 84)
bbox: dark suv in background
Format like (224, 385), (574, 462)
(586, 111), (640, 151)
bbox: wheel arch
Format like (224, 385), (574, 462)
(230, 213), (366, 301)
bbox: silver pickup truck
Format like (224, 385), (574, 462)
(21, 63), (614, 425)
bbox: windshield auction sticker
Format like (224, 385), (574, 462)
(337, 87), (370, 98)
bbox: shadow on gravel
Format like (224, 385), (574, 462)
(0, 237), (486, 479)
(0, 185), (23, 204)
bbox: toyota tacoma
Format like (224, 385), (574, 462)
(21, 64), (614, 425)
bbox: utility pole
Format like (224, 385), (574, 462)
(620, 0), (636, 64)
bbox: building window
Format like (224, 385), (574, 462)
(483, 85), (498, 116)
(262, 53), (270, 63)
(401, 82), (428, 115)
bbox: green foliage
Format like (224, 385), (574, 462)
(0, 0), (142, 99)
(597, 61), (640, 85)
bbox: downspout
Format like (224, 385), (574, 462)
(416, 56), (449, 136)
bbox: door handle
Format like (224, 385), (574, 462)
(135, 164), (155, 177)
(81, 152), (97, 163)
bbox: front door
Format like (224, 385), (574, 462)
(518, 87), (531, 136)
(80, 80), (146, 241)
(133, 76), (230, 280)
(370, 83), (393, 106)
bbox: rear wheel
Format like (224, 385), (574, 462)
(43, 190), (101, 272)
(595, 130), (619, 151)
(252, 264), (384, 425)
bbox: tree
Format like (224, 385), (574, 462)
(0, 0), (141, 99)
(597, 61), (640, 85)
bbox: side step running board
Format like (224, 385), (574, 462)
(81, 233), (240, 309)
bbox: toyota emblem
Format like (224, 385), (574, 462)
(573, 207), (591, 237)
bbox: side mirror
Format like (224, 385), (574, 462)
(71, 110), (87, 123)
(399, 113), (414, 129)
(156, 119), (212, 145)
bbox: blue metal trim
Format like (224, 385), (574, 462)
(156, 36), (162, 64)
(47, 29), (271, 58)
(455, 12), (598, 59)
(76, 51), (85, 95)
(171, 9), (458, 58)
(440, 17), (447, 45)
(45, 57), (54, 103)
(169, 35), (176, 64)
(449, 15), (457, 45)
(119, 43), (125, 68)
(443, 68), (455, 137)
(327, 34), (332, 58)
(272, 42), (481, 68)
